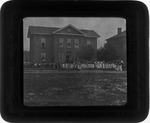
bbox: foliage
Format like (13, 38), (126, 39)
(96, 44), (120, 62)
(24, 50), (30, 62)
(78, 45), (96, 61)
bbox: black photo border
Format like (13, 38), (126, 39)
(0, 1), (149, 122)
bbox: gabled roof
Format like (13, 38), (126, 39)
(52, 24), (86, 36)
(27, 26), (59, 38)
(27, 24), (100, 38)
(80, 29), (100, 38)
(106, 30), (126, 41)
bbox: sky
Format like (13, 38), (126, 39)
(23, 17), (126, 51)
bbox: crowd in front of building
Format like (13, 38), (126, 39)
(24, 60), (126, 71)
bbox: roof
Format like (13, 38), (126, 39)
(27, 24), (100, 38)
(80, 29), (100, 38)
(52, 24), (86, 36)
(27, 26), (59, 37)
(106, 30), (126, 41)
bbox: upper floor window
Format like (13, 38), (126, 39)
(41, 52), (46, 62)
(74, 39), (79, 48)
(59, 38), (64, 47)
(41, 38), (46, 49)
(87, 40), (91, 46)
(67, 39), (71, 48)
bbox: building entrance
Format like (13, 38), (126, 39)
(66, 55), (71, 63)
(66, 51), (72, 63)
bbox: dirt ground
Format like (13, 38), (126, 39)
(24, 70), (127, 106)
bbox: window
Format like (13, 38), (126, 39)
(41, 38), (46, 49)
(41, 53), (46, 62)
(87, 40), (91, 46)
(67, 39), (71, 48)
(59, 38), (64, 47)
(74, 52), (78, 61)
(59, 53), (64, 62)
(74, 39), (79, 48)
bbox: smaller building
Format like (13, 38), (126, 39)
(106, 28), (126, 64)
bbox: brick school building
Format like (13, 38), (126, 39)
(27, 24), (100, 63)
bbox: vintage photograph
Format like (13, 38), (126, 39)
(23, 17), (127, 106)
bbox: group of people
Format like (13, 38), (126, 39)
(24, 60), (126, 71)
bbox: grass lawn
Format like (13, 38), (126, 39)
(24, 70), (127, 106)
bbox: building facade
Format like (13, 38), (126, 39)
(106, 28), (126, 64)
(27, 24), (100, 63)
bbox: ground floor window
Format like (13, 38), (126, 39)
(59, 53), (64, 62)
(74, 52), (78, 61)
(41, 52), (46, 62)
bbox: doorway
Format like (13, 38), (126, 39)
(66, 55), (71, 63)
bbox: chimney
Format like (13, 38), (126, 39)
(117, 28), (122, 34)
